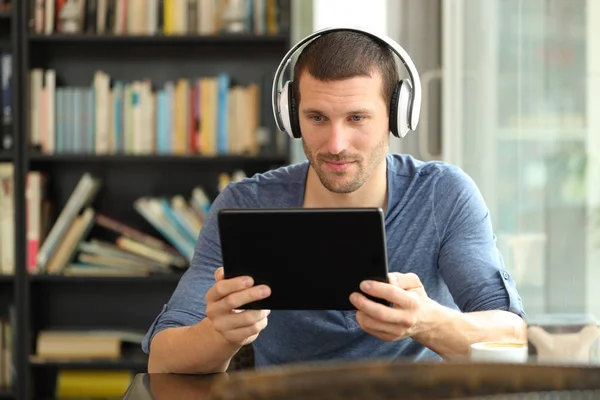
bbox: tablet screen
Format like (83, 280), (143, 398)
(218, 208), (389, 310)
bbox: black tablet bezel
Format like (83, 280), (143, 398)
(217, 207), (390, 311)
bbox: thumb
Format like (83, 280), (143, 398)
(214, 267), (224, 281)
(388, 273), (398, 285)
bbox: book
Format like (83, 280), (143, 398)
(0, 163), (13, 275)
(36, 172), (101, 272)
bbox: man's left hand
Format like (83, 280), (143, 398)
(349, 272), (434, 342)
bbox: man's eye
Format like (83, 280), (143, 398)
(311, 116), (324, 122)
(351, 116), (364, 122)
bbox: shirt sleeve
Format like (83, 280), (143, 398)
(433, 165), (526, 320)
(141, 183), (245, 354)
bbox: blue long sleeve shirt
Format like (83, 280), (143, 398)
(141, 153), (525, 367)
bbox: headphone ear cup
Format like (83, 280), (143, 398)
(396, 79), (413, 138)
(278, 81), (295, 139)
(388, 82), (401, 138)
(288, 83), (302, 139)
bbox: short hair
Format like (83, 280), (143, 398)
(292, 31), (399, 114)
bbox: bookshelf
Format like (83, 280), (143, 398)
(12, 0), (293, 399)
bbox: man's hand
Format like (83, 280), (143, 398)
(205, 267), (271, 346)
(349, 272), (434, 342)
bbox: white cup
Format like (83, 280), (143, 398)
(469, 342), (529, 363)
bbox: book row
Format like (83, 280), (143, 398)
(32, 0), (289, 37)
(29, 69), (279, 156)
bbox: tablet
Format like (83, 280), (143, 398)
(217, 207), (390, 310)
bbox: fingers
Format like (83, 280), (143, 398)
(212, 309), (271, 333)
(359, 280), (418, 310)
(356, 311), (405, 342)
(388, 272), (422, 290)
(356, 311), (392, 333)
(220, 315), (270, 344)
(218, 285), (271, 314)
(214, 267), (224, 281)
(206, 284), (271, 319)
(350, 292), (415, 327)
(206, 273), (254, 303)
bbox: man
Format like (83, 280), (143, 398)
(142, 29), (527, 374)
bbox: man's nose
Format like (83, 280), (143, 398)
(324, 122), (350, 155)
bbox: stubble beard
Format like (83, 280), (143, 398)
(302, 133), (388, 194)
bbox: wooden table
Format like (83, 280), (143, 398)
(122, 360), (600, 400)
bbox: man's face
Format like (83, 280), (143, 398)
(298, 70), (390, 194)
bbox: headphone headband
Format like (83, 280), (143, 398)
(271, 25), (422, 134)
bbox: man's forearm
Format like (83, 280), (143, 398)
(147, 318), (242, 374)
(414, 301), (527, 360)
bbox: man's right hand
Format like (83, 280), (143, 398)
(205, 267), (272, 346)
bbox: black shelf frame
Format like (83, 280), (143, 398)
(0, 150), (13, 161)
(14, 2), (26, 400)
(28, 273), (184, 284)
(8, 1), (293, 399)
(29, 359), (148, 371)
(28, 153), (289, 164)
(0, 388), (13, 400)
(28, 33), (289, 44)
(29, 347), (148, 370)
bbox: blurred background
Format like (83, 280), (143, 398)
(0, 0), (599, 398)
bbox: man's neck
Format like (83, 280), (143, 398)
(302, 159), (388, 211)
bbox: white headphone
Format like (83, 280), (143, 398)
(271, 26), (422, 140)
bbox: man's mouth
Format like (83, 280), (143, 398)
(324, 160), (354, 171)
